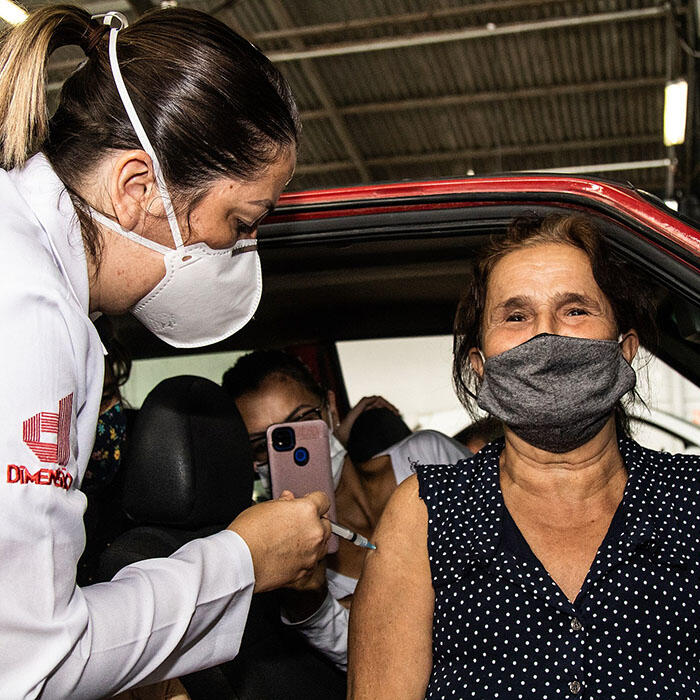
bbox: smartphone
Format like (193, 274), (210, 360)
(267, 418), (338, 553)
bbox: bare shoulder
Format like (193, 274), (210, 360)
(348, 474), (433, 699)
(375, 474), (427, 541)
(365, 474), (430, 572)
(351, 474), (429, 596)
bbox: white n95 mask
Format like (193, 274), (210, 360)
(91, 213), (262, 348)
(90, 12), (262, 348)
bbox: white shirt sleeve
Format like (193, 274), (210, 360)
(0, 269), (255, 699)
(281, 591), (349, 671)
(385, 430), (472, 483)
(57, 530), (255, 698)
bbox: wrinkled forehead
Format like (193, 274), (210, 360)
(485, 242), (608, 307)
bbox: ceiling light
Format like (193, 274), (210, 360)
(664, 79), (688, 147)
(0, 0), (26, 24)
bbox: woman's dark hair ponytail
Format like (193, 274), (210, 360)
(0, 5), (98, 169)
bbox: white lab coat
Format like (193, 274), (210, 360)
(0, 154), (255, 699)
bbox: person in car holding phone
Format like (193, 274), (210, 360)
(0, 6), (331, 697)
(223, 350), (470, 671)
(349, 214), (700, 699)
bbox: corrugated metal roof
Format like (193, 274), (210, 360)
(34, 0), (694, 197)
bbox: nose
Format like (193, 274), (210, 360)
(532, 311), (557, 337)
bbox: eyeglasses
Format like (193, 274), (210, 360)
(249, 403), (325, 465)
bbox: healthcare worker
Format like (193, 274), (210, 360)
(0, 6), (330, 698)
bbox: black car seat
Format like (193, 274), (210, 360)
(97, 375), (346, 700)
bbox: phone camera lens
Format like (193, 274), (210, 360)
(294, 447), (309, 466)
(271, 426), (295, 451)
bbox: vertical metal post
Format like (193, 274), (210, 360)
(665, 4), (677, 200)
(686, 0), (698, 199)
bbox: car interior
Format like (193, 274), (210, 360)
(95, 375), (346, 699)
(100, 183), (700, 698)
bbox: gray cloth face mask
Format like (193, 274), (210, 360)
(476, 333), (636, 453)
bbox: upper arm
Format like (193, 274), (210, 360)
(347, 474), (433, 699)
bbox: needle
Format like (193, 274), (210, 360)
(329, 520), (376, 550)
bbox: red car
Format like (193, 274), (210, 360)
(110, 175), (700, 699)
(245, 175), (699, 396)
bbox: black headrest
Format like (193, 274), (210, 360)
(122, 375), (254, 529)
(347, 407), (412, 464)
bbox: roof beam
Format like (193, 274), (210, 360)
(266, 7), (666, 62)
(295, 134), (662, 175)
(83, 0), (132, 14)
(263, 0), (370, 183)
(48, 71), (666, 110)
(526, 158), (672, 175)
(253, 0), (571, 42)
(299, 77), (666, 120)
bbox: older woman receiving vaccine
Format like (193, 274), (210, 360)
(348, 214), (700, 699)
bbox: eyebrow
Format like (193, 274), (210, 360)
(248, 403), (318, 442)
(552, 291), (599, 308)
(248, 198), (274, 210)
(493, 295), (534, 312)
(493, 292), (599, 313)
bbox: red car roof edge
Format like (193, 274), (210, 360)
(278, 177), (700, 256)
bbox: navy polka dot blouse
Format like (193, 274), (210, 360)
(415, 438), (700, 699)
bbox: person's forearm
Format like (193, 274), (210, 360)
(41, 531), (255, 698)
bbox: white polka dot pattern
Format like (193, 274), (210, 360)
(415, 438), (700, 699)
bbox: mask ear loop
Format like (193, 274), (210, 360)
(93, 11), (186, 251)
(618, 331), (633, 349)
(460, 349), (485, 401)
(89, 209), (174, 255)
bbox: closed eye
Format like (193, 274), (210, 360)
(236, 219), (258, 236)
(235, 207), (272, 239)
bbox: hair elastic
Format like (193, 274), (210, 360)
(85, 22), (110, 55)
(91, 11), (129, 30)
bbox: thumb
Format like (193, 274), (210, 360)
(304, 490), (331, 517)
(278, 490), (295, 501)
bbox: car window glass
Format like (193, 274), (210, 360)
(633, 354), (700, 453)
(338, 335), (471, 435)
(121, 350), (248, 408)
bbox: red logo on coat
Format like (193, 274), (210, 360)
(22, 393), (73, 465)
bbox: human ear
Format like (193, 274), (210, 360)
(468, 347), (485, 379)
(619, 329), (639, 364)
(108, 150), (158, 232)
